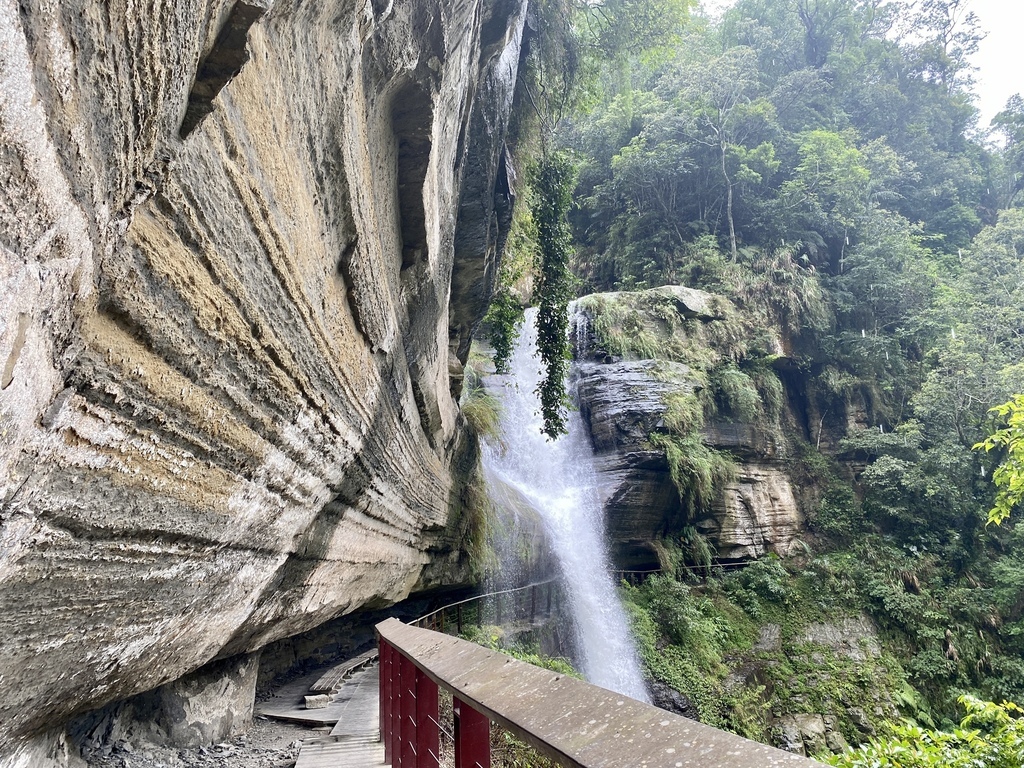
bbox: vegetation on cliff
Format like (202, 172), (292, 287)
(824, 697), (1024, 768)
(478, 0), (1024, 759)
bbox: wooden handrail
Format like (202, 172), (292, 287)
(377, 618), (818, 768)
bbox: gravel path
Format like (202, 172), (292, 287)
(82, 716), (314, 768)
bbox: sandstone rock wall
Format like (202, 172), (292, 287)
(572, 288), (805, 566)
(0, 0), (525, 757)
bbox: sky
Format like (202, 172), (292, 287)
(970, 0), (1024, 128)
(699, 0), (1024, 130)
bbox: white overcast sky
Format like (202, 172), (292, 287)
(700, 0), (1024, 129)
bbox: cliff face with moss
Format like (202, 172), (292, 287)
(571, 286), (820, 568)
(0, 0), (525, 761)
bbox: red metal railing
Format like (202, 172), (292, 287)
(378, 618), (820, 768)
(379, 636), (488, 768)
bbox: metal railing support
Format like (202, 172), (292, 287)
(381, 640), (394, 765)
(454, 696), (490, 768)
(416, 667), (440, 768)
(400, 655), (416, 767)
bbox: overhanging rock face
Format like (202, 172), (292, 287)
(0, 0), (525, 758)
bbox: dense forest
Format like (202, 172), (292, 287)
(482, 0), (1024, 763)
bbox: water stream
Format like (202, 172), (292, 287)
(481, 308), (650, 701)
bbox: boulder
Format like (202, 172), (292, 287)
(775, 713), (827, 756)
(800, 616), (882, 662)
(648, 285), (721, 320)
(649, 682), (701, 721)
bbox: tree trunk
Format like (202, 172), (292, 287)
(721, 140), (737, 261)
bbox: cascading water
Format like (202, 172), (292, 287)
(481, 307), (650, 702)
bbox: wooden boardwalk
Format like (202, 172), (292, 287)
(257, 666), (354, 726)
(293, 663), (385, 768)
(309, 649), (378, 694)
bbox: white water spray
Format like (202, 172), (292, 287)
(481, 308), (650, 701)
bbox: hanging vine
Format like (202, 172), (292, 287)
(533, 151), (577, 438)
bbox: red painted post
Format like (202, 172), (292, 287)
(400, 654), (417, 768)
(381, 640), (393, 764)
(416, 668), (440, 768)
(389, 643), (400, 766)
(379, 638), (389, 760)
(454, 696), (490, 768)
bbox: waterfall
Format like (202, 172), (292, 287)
(481, 308), (650, 702)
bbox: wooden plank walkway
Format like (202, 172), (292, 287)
(257, 665), (355, 726)
(294, 734), (385, 768)
(309, 649), (378, 694)
(328, 663), (381, 739)
(293, 663), (384, 768)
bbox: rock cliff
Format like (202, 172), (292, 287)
(0, 0), (525, 760)
(571, 287), (806, 567)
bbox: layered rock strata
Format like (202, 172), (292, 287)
(0, 0), (525, 760)
(572, 287), (804, 566)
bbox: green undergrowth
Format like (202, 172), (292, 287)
(823, 697), (1024, 768)
(461, 381), (502, 442)
(621, 513), (1024, 754)
(575, 289), (747, 366)
(621, 559), (925, 747)
(460, 624), (580, 678)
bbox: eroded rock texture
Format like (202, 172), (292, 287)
(575, 359), (693, 567)
(572, 288), (805, 567)
(0, 0), (525, 758)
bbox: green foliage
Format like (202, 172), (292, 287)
(575, 291), (694, 361)
(993, 96), (1024, 208)
(622, 563), (917, 744)
(533, 152), (578, 438)
(651, 431), (735, 518)
(976, 395), (1024, 525)
(723, 556), (791, 611)
(709, 365), (761, 422)
(622, 574), (754, 725)
(663, 390), (703, 434)
(461, 370), (502, 440)
(485, 289), (524, 376)
(460, 470), (500, 581)
(825, 697), (1024, 768)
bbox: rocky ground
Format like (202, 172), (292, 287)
(81, 717), (309, 768)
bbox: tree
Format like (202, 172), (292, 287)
(992, 95), (1024, 208)
(976, 395), (1024, 525)
(825, 696), (1024, 767)
(911, 0), (984, 93)
(662, 44), (778, 260)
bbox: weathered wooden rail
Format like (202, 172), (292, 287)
(377, 618), (818, 768)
